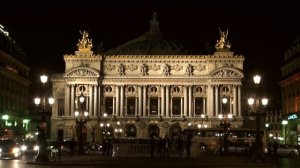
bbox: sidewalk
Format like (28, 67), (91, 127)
(25, 153), (276, 167)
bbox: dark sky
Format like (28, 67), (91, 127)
(1, 0), (300, 109)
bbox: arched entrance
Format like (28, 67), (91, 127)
(124, 123), (137, 137)
(148, 124), (160, 138)
(169, 123), (182, 140)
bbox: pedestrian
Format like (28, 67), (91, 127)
(185, 135), (192, 158)
(158, 137), (163, 157)
(162, 135), (171, 158)
(150, 136), (155, 158)
(102, 138), (107, 156)
(273, 141), (279, 157)
(177, 134), (184, 158)
(69, 138), (75, 157)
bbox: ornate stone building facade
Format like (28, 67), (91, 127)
(50, 14), (245, 142)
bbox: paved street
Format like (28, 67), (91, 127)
(1, 153), (300, 168)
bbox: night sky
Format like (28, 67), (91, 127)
(1, 1), (300, 109)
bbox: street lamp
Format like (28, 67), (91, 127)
(74, 93), (89, 155)
(34, 74), (54, 162)
(114, 121), (122, 159)
(265, 123), (269, 145)
(100, 113), (111, 139)
(218, 113), (232, 155)
(247, 74), (268, 161)
(282, 120), (288, 144)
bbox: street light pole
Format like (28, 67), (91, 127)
(74, 93), (89, 155)
(35, 74), (54, 162)
(115, 121), (122, 159)
(248, 74), (268, 162)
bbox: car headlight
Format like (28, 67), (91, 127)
(21, 145), (27, 151)
(12, 147), (20, 154)
(34, 145), (39, 151)
(0, 148), (2, 152)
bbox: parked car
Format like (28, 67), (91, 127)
(0, 139), (21, 159)
(277, 144), (299, 156)
(265, 144), (299, 156)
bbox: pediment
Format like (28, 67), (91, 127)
(210, 68), (244, 78)
(64, 67), (100, 78)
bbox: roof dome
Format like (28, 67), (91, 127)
(105, 12), (187, 55)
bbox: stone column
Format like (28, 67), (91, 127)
(120, 86), (124, 117)
(64, 84), (70, 116)
(215, 86), (219, 116)
(188, 86), (192, 117)
(70, 85), (75, 116)
(161, 86), (165, 117)
(233, 86), (237, 116)
(93, 85), (98, 117)
(238, 85), (241, 117)
(181, 97), (184, 116)
(98, 86), (101, 116)
(115, 86), (119, 116)
(143, 86), (147, 117)
(89, 85), (93, 116)
(138, 86), (142, 116)
(184, 86), (188, 117)
(207, 84), (214, 117)
(166, 86), (170, 117)
(203, 97), (206, 115)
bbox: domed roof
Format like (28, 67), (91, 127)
(105, 12), (187, 55)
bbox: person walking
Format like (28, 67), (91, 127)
(177, 134), (184, 158)
(158, 137), (163, 157)
(185, 135), (192, 158)
(69, 138), (75, 157)
(163, 135), (171, 158)
(150, 136), (155, 158)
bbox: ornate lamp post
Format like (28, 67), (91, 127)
(218, 113), (232, 155)
(100, 113), (110, 139)
(265, 123), (269, 145)
(34, 74), (54, 162)
(114, 121), (122, 159)
(247, 74), (268, 161)
(74, 93), (89, 155)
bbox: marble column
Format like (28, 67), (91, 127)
(233, 86), (237, 116)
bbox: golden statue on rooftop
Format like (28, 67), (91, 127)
(215, 28), (231, 51)
(77, 30), (93, 51)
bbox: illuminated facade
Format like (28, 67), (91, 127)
(0, 24), (31, 139)
(280, 38), (300, 145)
(50, 14), (245, 142)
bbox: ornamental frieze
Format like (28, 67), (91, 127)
(65, 68), (99, 77)
(172, 64), (183, 71)
(127, 64), (138, 71)
(195, 65), (206, 71)
(149, 64), (160, 71)
(211, 69), (242, 78)
(105, 64), (115, 71)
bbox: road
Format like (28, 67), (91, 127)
(1, 154), (300, 168)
